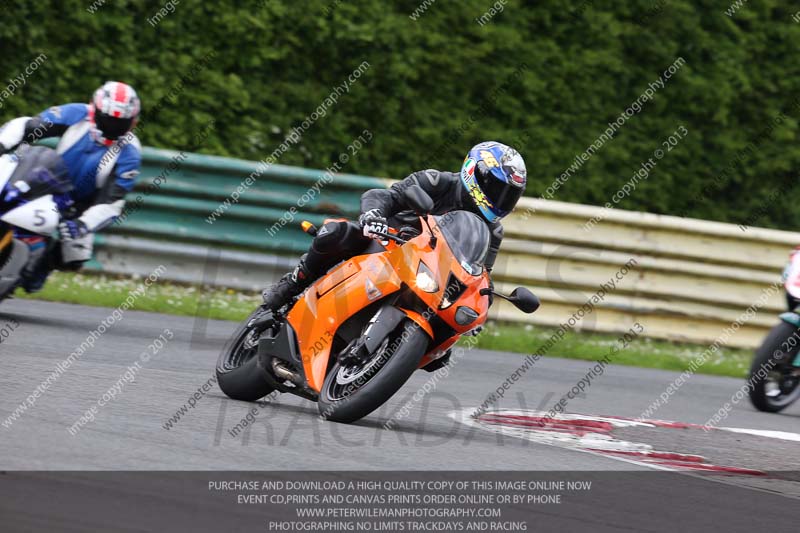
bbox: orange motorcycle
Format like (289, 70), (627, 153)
(216, 186), (539, 423)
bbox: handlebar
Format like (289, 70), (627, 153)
(369, 230), (408, 245)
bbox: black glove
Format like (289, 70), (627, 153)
(359, 208), (388, 241)
(487, 277), (495, 307)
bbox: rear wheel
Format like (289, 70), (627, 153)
(216, 308), (276, 401)
(318, 318), (429, 423)
(748, 321), (800, 412)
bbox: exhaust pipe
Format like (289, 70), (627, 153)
(270, 358), (319, 402)
(271, 359), (303, 386)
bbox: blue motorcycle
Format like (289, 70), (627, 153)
(0, 145), (72, 301)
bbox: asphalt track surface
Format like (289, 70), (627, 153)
(2, 299), (800, 531)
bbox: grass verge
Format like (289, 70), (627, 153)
(14, 271), (754, 378)
(471, 322), (752, 378)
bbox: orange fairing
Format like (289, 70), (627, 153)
(398, 308), (434, 339)
(287, 215), (491, 392)
(409, 216), (490, 334)
(287, 250), (404, 392)
(418, 336), (459, 370)
(406, 216), (491, 366)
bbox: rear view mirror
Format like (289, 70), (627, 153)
(508, 287), (540, 314)
(404, 185), (434, 215)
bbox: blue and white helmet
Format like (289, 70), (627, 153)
(460, 141), (527, 223)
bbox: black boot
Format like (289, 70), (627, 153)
(20, 241), (54, 294)
(262, 257), (312, 311)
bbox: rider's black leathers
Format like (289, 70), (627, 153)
(301, 169), (505, 284)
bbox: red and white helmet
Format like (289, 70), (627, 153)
(90, 81), (140, 145)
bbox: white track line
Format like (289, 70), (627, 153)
(718, 427), (800, 442)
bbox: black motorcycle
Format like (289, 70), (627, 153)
(748, 250), (800, 412)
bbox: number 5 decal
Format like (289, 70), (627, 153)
(0, 195), (60, 234)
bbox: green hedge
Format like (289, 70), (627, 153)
(2, 0), (799, 230)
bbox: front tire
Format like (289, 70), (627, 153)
(318, 319), (429, 424)
(216, 308), (276, 402)
(748, 321), (800, 412)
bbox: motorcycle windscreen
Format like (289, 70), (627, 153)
(9, 145), (72, 198)
(433, 210), (490, 276)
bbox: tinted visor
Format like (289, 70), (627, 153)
(477, 171), (523, 215)
(95, 110), (134, 140)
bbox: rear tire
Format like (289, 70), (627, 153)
(748, 321), (800, 412)
(216, 309), (276, 402)
(318, 319), (429, 424)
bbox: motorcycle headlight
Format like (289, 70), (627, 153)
(415, 261), (439, 293)
(439, 273), (467, 310)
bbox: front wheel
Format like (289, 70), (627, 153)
(318, 319), (429, 423)
(216, 308), (276, 402)
(748, 321), (800, 412)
